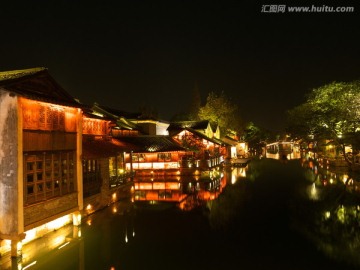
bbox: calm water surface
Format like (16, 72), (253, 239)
(11, 158), (360, 270)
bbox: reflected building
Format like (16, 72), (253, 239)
(132, 167), (230, 211)
(295, 156), (360, 267)
(265, 141), (301, 160)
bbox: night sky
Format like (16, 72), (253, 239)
(1, 1), (359, 132)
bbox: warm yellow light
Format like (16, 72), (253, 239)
(52, 235), (66, 248)
(23, 261), (37, 270)
(47, 215), (71, 230)
(342, 175), (348, 184)
(86, 204), (92, 210)
(112, 193), (117, 200)
(73, 213), (82, 226)
(17, 241), (22, 252)
(58, 242), (70, 250)
(24, 229), (36, 243)
(231, 175), (236, 184)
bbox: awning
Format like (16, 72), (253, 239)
(82, 137), (138, 159)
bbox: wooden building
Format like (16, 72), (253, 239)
(167, 122), (227, 169)
(118, 135), (187, 173)
(0, 68), (83, 256)
(81, 109), (136, 215)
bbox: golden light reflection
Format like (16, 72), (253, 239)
(308, 183), (319, 200)
(231, 174), (236, 184)
(22, 215), (72, 245)
(22, 261), (37, 270)
(337, 205), (345, 223)
(17, 241), (22, 254)
(52, 235), (66, 247)
(58, 242), (70, 249)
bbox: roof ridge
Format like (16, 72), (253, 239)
(0, 67), (47, 81)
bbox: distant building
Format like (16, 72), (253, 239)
(81, 108), (135, 216)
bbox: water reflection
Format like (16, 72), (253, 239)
(132, 165), (249, 211)
(295, 155), (360, 267)
(5, 158), (360, 269)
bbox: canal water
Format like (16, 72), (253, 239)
(5, 157), (360, 270)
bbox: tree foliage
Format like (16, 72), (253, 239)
(242, 122), (271, 155)
(286, 81), (360, 163)
(198, 91), (242, 136)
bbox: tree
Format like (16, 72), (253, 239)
(188, 81), (202, 121)
(286, 81), (360, 165)
(198, 91), (242, 137)
(242, 122), (271, 155)
(138, 104), (158, 119)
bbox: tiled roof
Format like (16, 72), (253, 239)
(93, 103), (141, 119)
(167, 120), (210, 131)
(82, 136), (139, 158)
(221, 136), (239, 146)
(0, 67), (82, 108)
(116, 136), (186, 153)
(184, 128), (224, 145)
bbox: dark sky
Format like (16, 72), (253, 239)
(1, 1), (359, 132)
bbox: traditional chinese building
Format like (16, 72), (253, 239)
(167, 121), (227, 168)
(119, 135), (187, 173)
(0, 68), (83, 257)
(81, 108), (136, 215)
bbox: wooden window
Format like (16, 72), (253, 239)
(158, 153), (171, 162)
(82, 158), (101, 198)
(24, 151), (76, 205)
(132, 154), (139, 162)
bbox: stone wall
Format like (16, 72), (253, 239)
(24, 193), (78, 229)
(0, 90), (20, 236)
(82, 157), (133, 216)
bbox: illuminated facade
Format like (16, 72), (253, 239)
(81, 111), (135, 216)
(119, 136), (187, 171)
(0, 68), (83, 257)
(169, 128), (226, 169)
